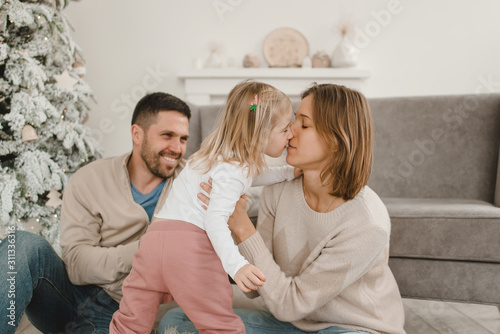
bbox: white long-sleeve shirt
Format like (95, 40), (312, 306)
(155, 160), (295, 279)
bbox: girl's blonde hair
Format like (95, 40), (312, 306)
(189, 80), (291, 177)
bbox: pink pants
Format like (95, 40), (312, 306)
(110, 220), (245, 334)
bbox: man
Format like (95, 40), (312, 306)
(0, 92), (191, 333)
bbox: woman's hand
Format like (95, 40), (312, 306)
(198, 179), (256, 243)
(234, 264), (266, 293)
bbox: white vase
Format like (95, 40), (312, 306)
(331, 35), (357, 68)
(301, 56), (312, 68)
(205, 50), (224, 68)
(193, 57), (204, 69)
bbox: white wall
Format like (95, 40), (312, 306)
(65, 0), (500, 157)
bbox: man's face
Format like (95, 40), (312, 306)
(140, 110), (189, 179)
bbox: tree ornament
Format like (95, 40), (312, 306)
(45, 187), (63, 208)
(72, 61), (86, 78)
(21, 124), (39, 142)
(54, 70), (78, 91)
(82, 113), (89, 124)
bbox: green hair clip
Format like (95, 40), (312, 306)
(249, 94), (258, 112)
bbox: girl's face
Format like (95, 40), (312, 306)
(264, 106), (293, 158)
(286, 95), (331, 170)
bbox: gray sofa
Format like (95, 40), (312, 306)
(186, 93), (500, 306)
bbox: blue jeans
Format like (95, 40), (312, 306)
(159, 308), (368, 333)
(0, 230), (119, 334)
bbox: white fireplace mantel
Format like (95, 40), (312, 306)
(178, 68), (370, 105)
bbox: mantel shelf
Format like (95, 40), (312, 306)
(177, 68), (370, 105)
(178, 68), (370, 80)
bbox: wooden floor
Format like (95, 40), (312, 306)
(402, 299), (500, 334)
(15, 299), (500, 334)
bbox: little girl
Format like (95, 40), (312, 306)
(110, 81), (299, 334)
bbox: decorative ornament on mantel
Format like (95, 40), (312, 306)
(312, 51), (331, 68)
(331, 23), (357, 68)
(21, 124), (39, 142)
(193, 57), (204, 69)
(301, 56), (312, 68)
(53, 70), (78, 91)
(243, 53), (261, 68)
(263, 27), (309, 67)
(204, 42), (225, 68)
(45, 187), (63, 208)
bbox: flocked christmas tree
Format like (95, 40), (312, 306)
(0, 0), (102, 246)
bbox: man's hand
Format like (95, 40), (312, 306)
(197, 178), (213, 210)
(234, 264), (266, 293)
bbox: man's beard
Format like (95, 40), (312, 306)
(140, 137), (181, 179)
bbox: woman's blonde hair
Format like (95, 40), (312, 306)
(301, 83), (374, 200)
(189, 80), (291, 177)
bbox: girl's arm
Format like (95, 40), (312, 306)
(198, 178), (255, 242)
(251, 165), (299, 187)
(203, 163), (251, 279)
(198, 180), (263, 294)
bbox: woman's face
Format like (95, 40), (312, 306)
(286, 95), (331, 170)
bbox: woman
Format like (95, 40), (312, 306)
(160, 84), (406, 334)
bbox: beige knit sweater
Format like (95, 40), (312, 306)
(238, 178), (406, 334)
(60, 153), (183, 301)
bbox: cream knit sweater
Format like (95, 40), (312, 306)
(238, 178), (406, 334)
(60, 153), (183, 302)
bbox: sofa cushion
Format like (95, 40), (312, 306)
(199, 104), (223, 139)
(385, 198), (500, 262)
(388, 257), (500, 304)
(368, 94), (500, 202)
(185, 103), (224, 158)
